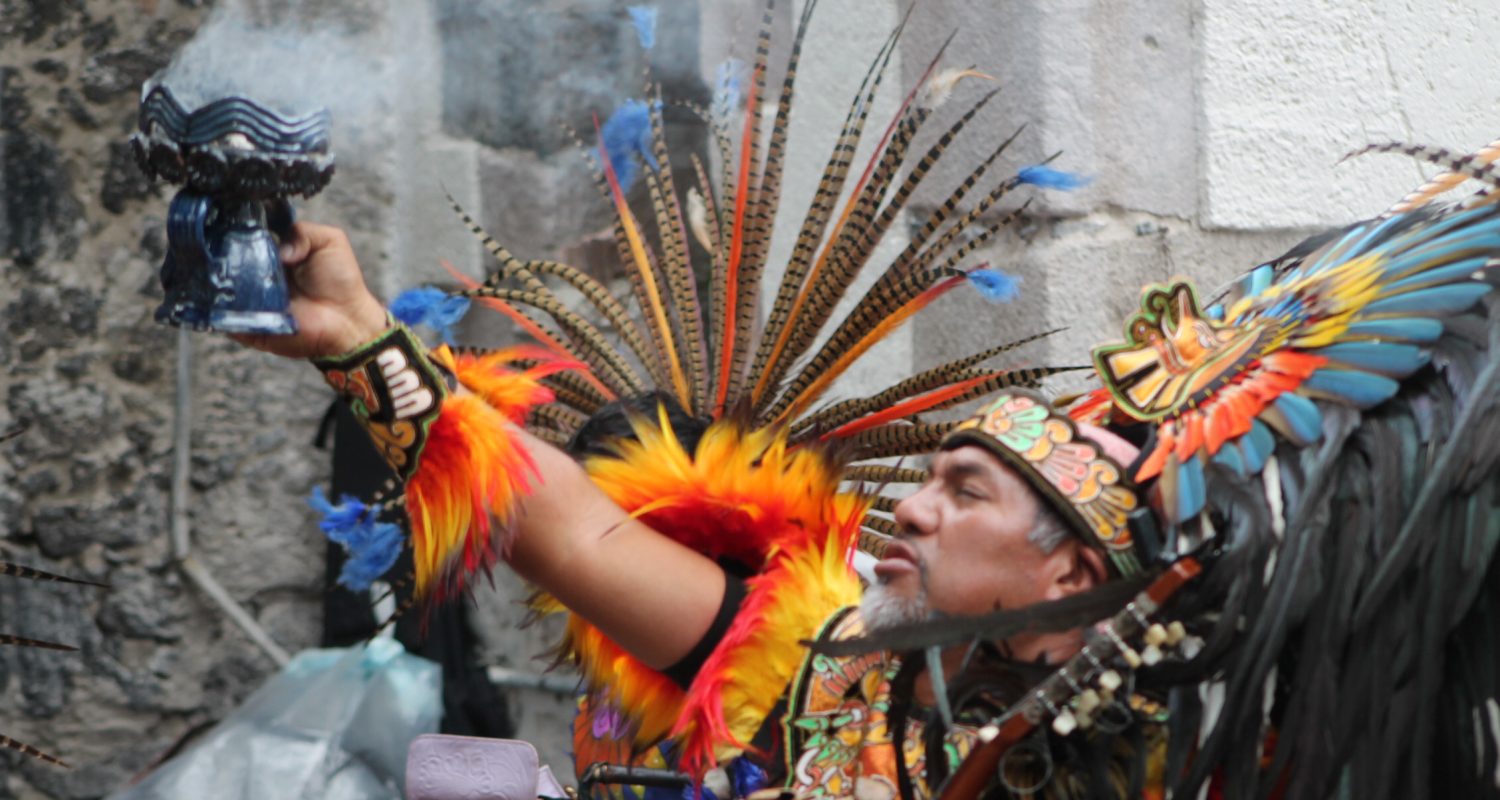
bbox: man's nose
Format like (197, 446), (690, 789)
(892, 486), (937, 537)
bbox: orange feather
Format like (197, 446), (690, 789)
(822, 369), (1004, 440)
(403, 349), (564, 605)
(776, 274), (967, 425)
(539, 415), (866, 763)
(715, 65), (765, 415)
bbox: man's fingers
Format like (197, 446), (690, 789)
(279, 221), (349, 267)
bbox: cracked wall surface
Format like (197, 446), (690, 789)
(2, 0), (1500, 797)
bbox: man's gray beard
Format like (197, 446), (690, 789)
(860, 579), (930, 632)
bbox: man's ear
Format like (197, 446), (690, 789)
(1045, 540), (1107, 600)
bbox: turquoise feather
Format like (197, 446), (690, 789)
(1344, 318), (1444, 343)
(1303, 369), (1400, 408)
(1382, 255), (1493, 292)
(1240, 420), (1274, 473)
(1246, 264), (1274, 296)
(1272, 392), (1323, 444)
(1364, 283), (1491, 316)
(1363, 205), (1493, 263)
(1213, 441), (1247, 479)
(1177, 455), (1206, 521)
(1310, 342), (1430, 376)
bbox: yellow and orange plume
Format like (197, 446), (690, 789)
(403, 347), (575, 605)
(547, 413), (866, 763)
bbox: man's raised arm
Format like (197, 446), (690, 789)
(236, 221), (727, 670)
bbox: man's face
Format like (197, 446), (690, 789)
(872, 445), (1063, 621)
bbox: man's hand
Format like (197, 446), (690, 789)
(231, 222), (389, 359)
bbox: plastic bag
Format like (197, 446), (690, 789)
(111, 638), (442, 800)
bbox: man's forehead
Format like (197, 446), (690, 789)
(933, 445), (1020, 481)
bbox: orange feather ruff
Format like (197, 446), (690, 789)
(403, 347), (575, 605)
(550, 413), (866, 776)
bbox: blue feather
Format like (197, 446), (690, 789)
(1205, 303), (1225, 321)
(390, 286), (471, 345)
(308, 487), (405, 591)
(1213, 441), (1247, 479)
(1177, 456), (1206, 521)
(1379, 236), (1500, 281)
(1326, 213), (1410, 267)
(1240, 420), (1274, 474)
(1364, 282), (1491, 315)
(1309, 341), (1430, 377)
(1017, 165), (1092, 191)
(1382, 254), (1493, 292)
(1244, 264), (1273, 296)
(713, 59), (745, 113)
(1302, 368), (1399, 408)
(1346, 205), (1491, 267)
(966, 268), (1021, 303)
(602, 99), (659, 193)
(1272, 392), (1324, 444)
(627, 6), (657, 50)
(1344, 317), (1444, 343)
(731, 758), (769, 797)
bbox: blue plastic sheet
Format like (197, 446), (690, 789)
(111, 639), (441, 799)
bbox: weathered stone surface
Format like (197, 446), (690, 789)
(100, 141), (155, 214)
(97, 567), (187, 642)
(1, 91), (83, 267)
(436, 0), (704, 155)
(79, 47), (168, 103)
(0, 0), (85, 45)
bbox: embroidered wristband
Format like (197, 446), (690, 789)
(313, 323), (453, 480)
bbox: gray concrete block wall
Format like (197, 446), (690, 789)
(3, 1), (1500, 797)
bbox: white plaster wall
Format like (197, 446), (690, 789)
(1200, 0), (1500, 229)
(900, 0), (1500, 386)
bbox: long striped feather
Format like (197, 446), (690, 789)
(754, 19), (913, 400)
(445, 195), (660, 376)
(465, 286), (644, 397)
(850, 420), (961, 460)
(1384, 138), (1500, 215)
(0, 735), (66, 768)
(822, 371), (1001, 441)
(712, 62), (764, 413)
(1345, 141), (1500, 194)
(0, 561), (106, 587)
(806, 39), (968, 304)
(771, 270), (969, 424)
(792, 330), (1063, 436)
(747, 22), (902, 406)
(844, 465), (928, 484)
(441, 260), (619, 402)
(644, 93), (709, 414)
(730, 0), (819, 322)
(578, 132), (679, 393)
(595, 120), (692, 407)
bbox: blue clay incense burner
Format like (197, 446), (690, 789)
(131, 84), (335, 335)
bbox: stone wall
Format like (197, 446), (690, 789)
(2, 0), (1500, 798)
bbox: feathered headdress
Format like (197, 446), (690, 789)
(813, 138), (1500, 800)
(311, 0), (1094, 780)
